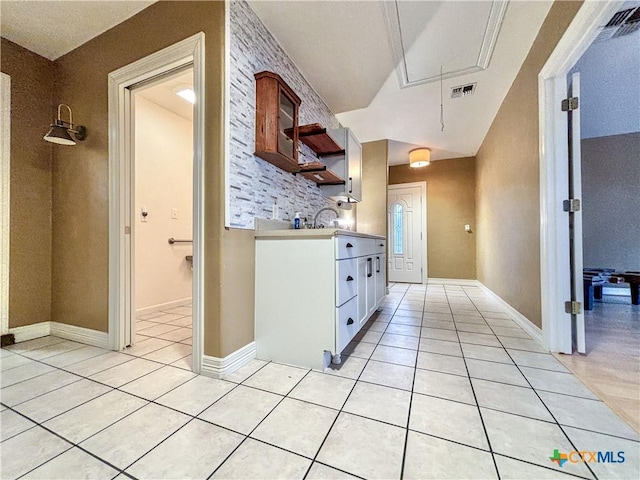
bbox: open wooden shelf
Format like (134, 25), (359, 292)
(297, 161), (345, 185)
(295, 123), (345, 157)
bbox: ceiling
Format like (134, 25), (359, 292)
(135, 69), (194, 122)
(251, 0), (553, 163)
(1, 0), (555, 165)
(0, 1), (156, 60)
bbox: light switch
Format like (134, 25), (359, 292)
(171, 208), (179, 219)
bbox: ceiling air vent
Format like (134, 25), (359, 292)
(595, 6), (640, 42)
(451, 83), (476, 99)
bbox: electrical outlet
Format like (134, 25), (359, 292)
(171, 208), (179, 219)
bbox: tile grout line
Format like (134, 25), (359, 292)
(302, 284), (413, 479)
(399, 283), (427, 480)
(206, 365), (315, 480)
(463, 287), (602, 480)
(440, 284), (502, 479)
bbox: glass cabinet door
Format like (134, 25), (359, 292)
(278, 89), (295, 160)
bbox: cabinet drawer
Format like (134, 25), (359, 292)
(374, 239), (386, 254)
(359, 238), (376, 257)
(336, 258), (357, 306)
(336, 236), (359, 259)
(336, 296), (358, 353)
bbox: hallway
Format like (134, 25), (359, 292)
(1, 282), (638, 479)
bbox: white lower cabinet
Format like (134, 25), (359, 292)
(255, 230), (386, 370)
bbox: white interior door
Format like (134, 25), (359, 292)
(387, 183), (425, 283)
(568, 71), (586, 353)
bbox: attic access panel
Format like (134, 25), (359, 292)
(383, 0), (508, 88)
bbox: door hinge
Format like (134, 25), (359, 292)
(125, 226), (131, 235)
(563, 199), (581, 212)
(561, 97), (579, 111)
(565, 301), (582, 315)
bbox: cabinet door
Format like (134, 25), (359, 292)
(277, 88), (297, 161)
(375, 254), (387, 307)
(346, 129), (362, 202)
(357, 256), (368, 328)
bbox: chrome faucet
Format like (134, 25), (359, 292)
(313, 207), (339, 229)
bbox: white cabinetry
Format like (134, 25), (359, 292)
(255, 230), (385, 370)
(320, 128), (362, 202)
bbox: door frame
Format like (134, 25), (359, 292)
(538, 1), (622, 353)
(107, 33), (205, 374)
(0, 73), (10, 335)
(387, 181), (427, 284)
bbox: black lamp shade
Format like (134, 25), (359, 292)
(44, 122), (76, 145)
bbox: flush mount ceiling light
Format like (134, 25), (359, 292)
(43, 104), (87, 146)
(173, 86), (196, 104)
(409, 148), (431, 168)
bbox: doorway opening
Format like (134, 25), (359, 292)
(387, 182), (427, 284)
(108, 33), (205, 373)
(127, 67), (195, 368)
(540, 1), (639, 431)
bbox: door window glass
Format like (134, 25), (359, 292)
(393, 204), (403, 255)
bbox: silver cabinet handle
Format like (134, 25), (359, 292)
(376, 256), (380, 273)
(348, 177), (353, 193)
(367, 257), (372, 278)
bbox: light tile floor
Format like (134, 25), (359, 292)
(1, 283), (639, 479)
(132, 303), (192, 370)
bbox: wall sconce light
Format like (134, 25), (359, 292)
(43, 104), (87, 146)
(409, 148), (430, 168)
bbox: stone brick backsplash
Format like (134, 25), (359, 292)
(228, 1), (339, 229)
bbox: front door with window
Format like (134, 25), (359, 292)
(387, 183), (425, 283)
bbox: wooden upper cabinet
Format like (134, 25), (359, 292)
(254, 71), (302, 173)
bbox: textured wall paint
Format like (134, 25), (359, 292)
(229, 1), (336, 228)
(390, 157), (477, 280)
(49, 1), (226, 361)
(134, 96), (193, 310)
(475, 1), (582, 328)
(582, 133), (640, 271)
(1, 38), (54, 328)
(358, 140), (388, 237)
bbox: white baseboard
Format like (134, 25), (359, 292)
(475, 282), (545, 348)
(50, 322), (110, 349)
(8, 321), (109, 349)
(9, 322), (51, 343)
(135, 297), (192, 316)
(427, 278), (480, 287)
(201, 341), (256, 379)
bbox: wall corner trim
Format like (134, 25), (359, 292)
(8, 322), (109, 348)
(427, 278), (545, 348)
(201, 341), (257, 379)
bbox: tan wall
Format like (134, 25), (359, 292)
(582, 133), (640, 271)
(219, 228), (255, 356)
(358, 140), (388, 236)
(1, 39), (54, 328)
(49, 1), (229, 357)
(134, 96), (193, 310)
(475, 1), (583, 328)
(389, 157), (476, 279)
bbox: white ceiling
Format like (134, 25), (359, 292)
(252, 1), (554, 163)
(0, 0), (156, 60)
(1, 0), (556, 165)
(136, 69), (194, 122)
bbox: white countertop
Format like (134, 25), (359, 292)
(254, 228), (385, 240)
